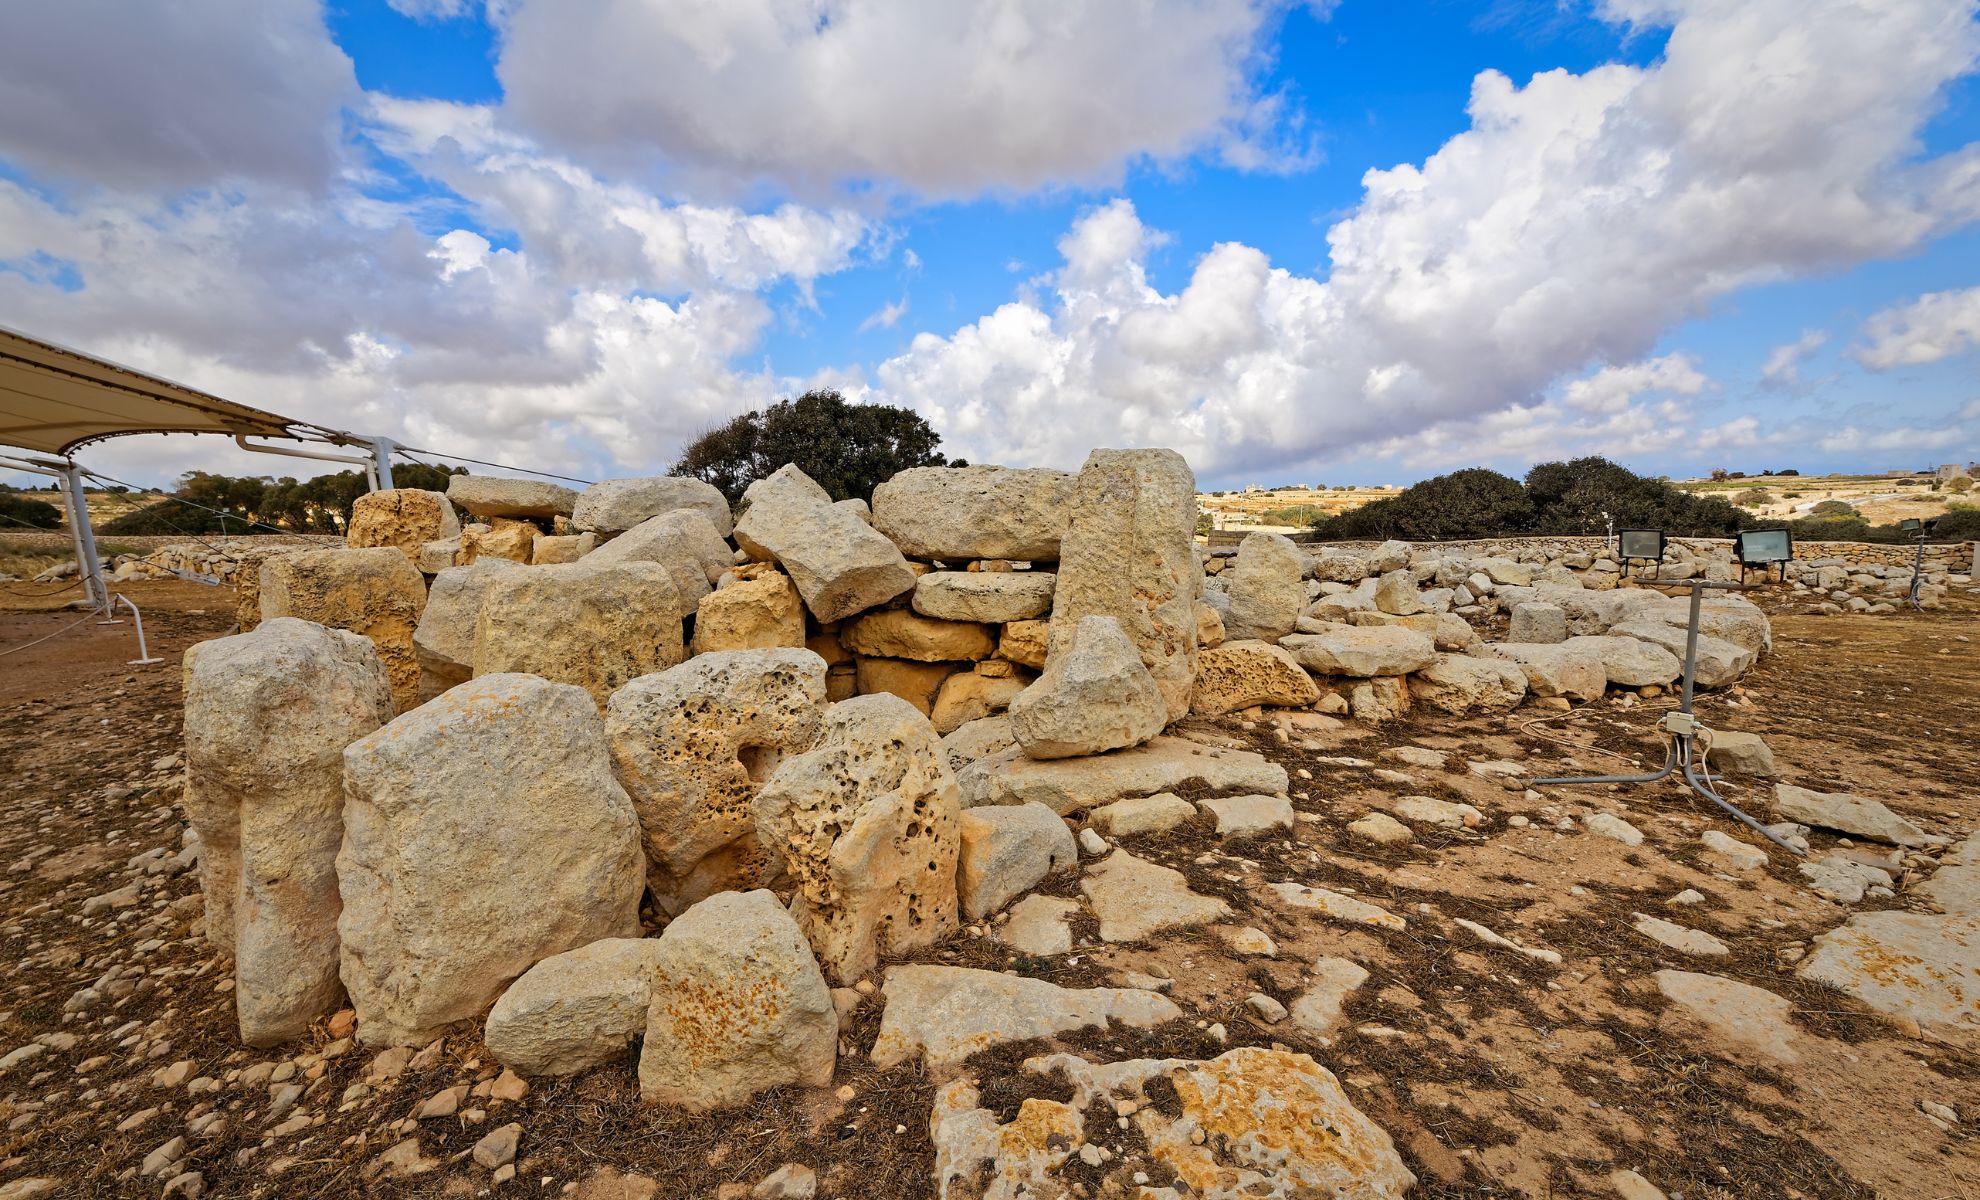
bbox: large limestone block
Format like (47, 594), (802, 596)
(471, 561), (688, 704)
(1647, 594), (1773, 655)
(1409, 653), (1527, 715)
(1223, 533), (1306, 642)
(338, 674), (645, 1046)
(1008, 615), (1167, 760)
(412, 560), (526, 702)
(485, 938), (666, 1076)
(605, 649), (829, 911)
(940, 714), (1018, 773)
(1047, 449), (1200, 722)
(447, 475), (578, 521)
(1484, 642), (1606, 702)
(1371, 569), (1423, 616)
(955, 803), (1077, 920)
(998, 619), (1049, 669)
(734, 465), (916, 622)
(959, 736), (1289, 815)
(574, 476), (733, 537)
(1190, 640), (1321, 715)
(871, 966), (1178, 1069)
(753, 694), (963, 983)
(690, 574), (806, 656)
(347, 489), (461, 558)
(929, 668), (1030, 735)
(842, 609), (997, 662)
(912, 572), (1056, 623)
(259, 547), (428, 712)
(530, 532), (593, 564)
(460, 517), (537, 564)
(639, 890), (836, 1111)
(1610, 619), (1755, 688)
(1507, 601), (1567, 644)
(1560, 635), (1682, 687)
(1772, 784), (1934, 847)
(1280, 626), (1434, 678)
(585, 509), (732, 609)
(183, 619), (393, 1046)
(854, 657), (965, 714)
(230, 544), (303, 632)
(869, 465), (1075, 561)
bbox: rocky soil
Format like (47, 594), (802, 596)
(2, 580), (1977, 1198)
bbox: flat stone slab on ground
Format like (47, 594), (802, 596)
(958, 736), (1288, 815)
(870, 965), (1179, 1068)
(1081, 851), (1230, 943)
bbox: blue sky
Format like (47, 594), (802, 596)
(2, 0), (1977, 491)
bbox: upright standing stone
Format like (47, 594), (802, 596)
(1223, 533), (1306, 643)
(733, 465), (916, 623)
(259, 548), (428, 712)
(605, 649), (829, 912)
(639, 890), (836, 1111)
(346, 489), (461, 559)
(184, 619), (393, 1047)
(1047, 449), (1200, 721)
(753, 694), (962, 983)
(411, 560), (526, 702)
(338, 674), (645, 1046)
(1007, 615), (1166, 760)
(471, 561), (688, 704)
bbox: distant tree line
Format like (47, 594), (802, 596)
(1305, 456), (1980, 543)
(97, 463), (465, 536)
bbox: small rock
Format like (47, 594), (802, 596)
(751, 1163), (818, 1200)
(1348, 813), (1412, 846)
(1244, 993), (1288, 1024)
(472, 1122), (522, 1169)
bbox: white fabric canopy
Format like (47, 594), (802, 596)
(0, 324), (302, 456)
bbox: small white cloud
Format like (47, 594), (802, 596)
(1760, 329), (1829, 385)
(1855, 285), (1980, 369)
(1562, 354), (1709, 415)
(859, 296), (910, 333)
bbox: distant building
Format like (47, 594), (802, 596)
(1940, 463), (1976, 480)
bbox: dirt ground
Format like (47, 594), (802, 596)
(1, 581), (1976, 1198)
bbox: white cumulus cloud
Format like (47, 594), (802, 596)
(862, 0), (1980, 478)
(1855, 285), (1980, 368)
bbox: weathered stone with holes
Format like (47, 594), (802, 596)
(735, 465), (917, 623)
(1224, 533), (1307, 643)
(1189, 640), (1320, 715)
(412, 560), (526, 702)
(1047, 449), (1200, 721)
(460, 518), (538, 565)
(956, 803), (1077, 919)
(183, 619), (393, 1046)
(1009, 615), (1168, 760)
(912, 571), (1057, 624)
(472, 561), (688, 704)
(872, 966), (1179, 1069)
(639, 889), (836, 1111)
(606, 649), (829, 913)
(691, 573), (806, 656)
(574, 476), (733, 537)
(870, 465), (1076, 562)
(339, 674), (645, 1046)
(585, 509), (732, 609)
(447, 475), (578, 521)
(485, 938), (667, 1076)
(347, 489), (461, 559)
(260, 547), (428, 713)
(753, 694), (962, 983)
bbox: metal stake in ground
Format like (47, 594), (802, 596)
(1533, 578), (1805, 858)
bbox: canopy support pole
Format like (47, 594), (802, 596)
(1, 453), (109, 614)
(233, 433), (399, 493)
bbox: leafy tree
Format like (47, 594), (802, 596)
(1310, 468), (1534, 540)
(672, 390), (958, 505)
(1524, 456), (1745, 536)
(0, 493), (64, 529)
(100, 463), (464, 536)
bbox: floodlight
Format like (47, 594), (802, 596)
(1617, 528), (1666, 562)
(1899, 517), (1923, 533)
(1734, 528), (1793, 566)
